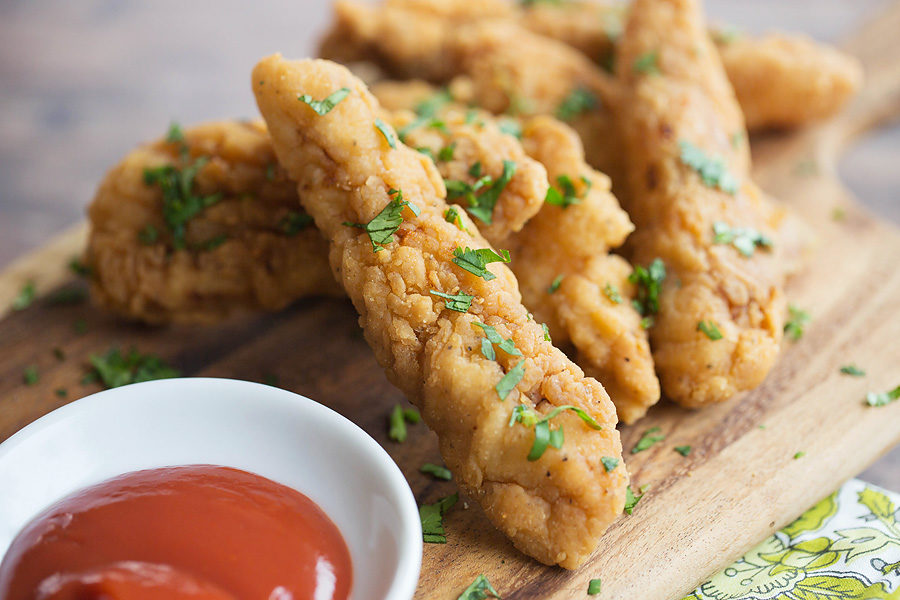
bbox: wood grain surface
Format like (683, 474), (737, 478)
(1, 3), (900, 600)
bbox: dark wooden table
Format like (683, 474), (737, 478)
(0, 0), (897, 487)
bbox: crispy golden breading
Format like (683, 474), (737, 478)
(517, 1), (861, 130)
(617, 0), (789, 407)
(715, 33), (863, 130)
(391, 107), (547, 243)
(253, 55), (627, 568)
(86, 121), (339, 324)
(511, 116), (660, 424)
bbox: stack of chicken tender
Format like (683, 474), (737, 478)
(85, 0), (861, 568)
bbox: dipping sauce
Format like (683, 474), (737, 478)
(0, 465), (352, 600)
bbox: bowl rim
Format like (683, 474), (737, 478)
(0, 377), (422, 600)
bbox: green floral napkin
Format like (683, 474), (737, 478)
(684, 479), (900, 600)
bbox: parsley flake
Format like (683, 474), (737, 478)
(345, 189), (419, 252)
(679, 140), (739, 194)
(88, 347), (180, 389)
(601, 456), (620, 472)
(438, 142), (456, 162)
(784, 305), (810, 341)
(138, 224), (159, 245)
(452, 247), (511, 281)
(588, 579), (602, 595)
(420, 493), (458, 543)
(457, 574), (500, 600)
(624, 485), (646, 514)
(420, 463), (452, 481)
(629, 259), (666, 318)
(297, 87), (350, 115)
(389, 404), (421, 442)
(866, 385), (900, 407)
(548, 274), (564, 294)
(633, 50), (660, 75)
(143, 158), (222, 249)
(793, 451), (806, 459)
(840, 364), (865, 377)
(374, 118), (397, 148)
(674, 445), (692, 457)
(545, 174), (591, 208)
(69, 258), (91, 277)
(603, 282), (623, 304)
(556, 88), (598, 121)
(697, 320), (723, 340)
(430, 289), (474, 313)
(447, 160), (517, 224)
(475, 322), (522, 358)
(496, 361), (526, 401)
(542, 322), (551, 342)
(12, 281), (36, 311)
(498, 118), (522, 138)
(165, 122), (184, 145)
(631, 426), (665, 454)
(444, 206), (468, 232)
(510, 404), (602, 461)
(712, 221), (773, 257)
(23, 365), (39, 385)
(55, 388), (68, 398)
(281, 211), (314, 236)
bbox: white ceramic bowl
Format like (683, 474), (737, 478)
(0, 377), (421, 600)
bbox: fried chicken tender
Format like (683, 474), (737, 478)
(253, 55), (627, 568)
(616, 0), (789, 407)
(510, 117), (660, 424)
(87, 121), (339, 324)
(715, 33), (863, 130)
(391, 106), (547, 243)
(518, 0), (862, 130)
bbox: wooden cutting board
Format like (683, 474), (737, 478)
(1, 4), (899, 599)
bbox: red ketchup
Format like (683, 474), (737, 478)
(0, 465), (352, 600)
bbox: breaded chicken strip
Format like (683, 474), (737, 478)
(518, 0), (862, 130)
(87, 121), (339, 324)
(391, 106), (547, 243)
(253, 55), (627, 568)
(715, 33), (863, 130)
(510, 117), (660, 424)
(616, 0), (789, 407)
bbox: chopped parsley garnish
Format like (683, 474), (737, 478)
(866, 385), (900, 407)
(416, 147), (434, 160)
(73, 319), (87, 335)
(784, 305), (810, 341)
(832, 207), (847, 221)
(697, 320), (723, 341)
(457, 574), (500, 600)
(601, 456), (620, 472)
(143, 158), (222, 249)
(389, 404), (421, 442)
(47, 288), (87, 306)
(88, 347), (180, 389)
(510, 404), (602, 461)
(542, 323), (551, 342)
(420, 463), (452, 481)
(633, 50), (660, 75)
(624, 485), (648, 514)
(547, 275), (563, 294)
(839, 364), (866, 377)
(712, 221), (773, 257)
(674, 445), (692, 457)
(12, 281), (36, 311)
(444, 206), (468, 232)
(265, 163), (276, 181)
(165, 122), (184, 145)
(793, 451), (806, 459)
(631, 426), (665, 454)
(588, 579), (602, 595)
(430, 290), (473, 313)
(679, 140), (739, 194)
(344, 188), (420, 252)
(263, 374), (279, 387)
(556, 88), (598, 122)
(420, 492), (458, 543)
(69, 258), (91, 277)
(640, 316), (654, 329)
(297, 87), (350, 115)
(438, 143), (456, 162)
(496, 361), (526, 401)
(138, 224), (159, 245)
(23, 365), (39, 385)
(55, 388), (67, 398)
(603, 282), (623, 304)
(414, 89), (452, 118)
(545, 174), (591, 208)
(53, 347), (65, 361)
(629, 259), (666, 318)
(452, 247), (511, 281)
(281, 211), (314, 236)
(374, 118), (397, 148)
(475, 322), (522, 357)
(498, 118), (522, 139)
(447, 160), (517, 224)
(712, 27), (742, 45)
